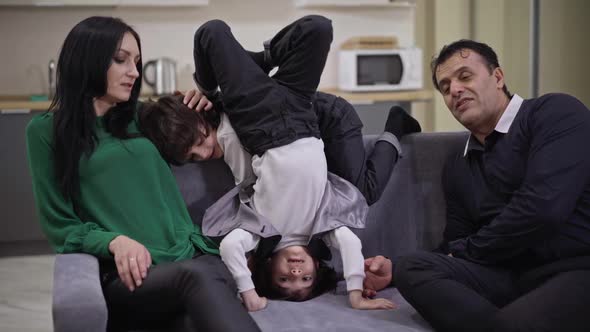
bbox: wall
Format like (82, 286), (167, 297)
(425, 0), (589, 132)
(431, 0), (471, 132)
(539, 0), (590, 107)
(473, 0), (531, 97)
(0, 1), (415, 96)
(411, 0), (434, 131)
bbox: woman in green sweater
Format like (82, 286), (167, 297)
(26, 16), (260, 331)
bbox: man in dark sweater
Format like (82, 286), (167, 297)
(364, 39), (590, 331)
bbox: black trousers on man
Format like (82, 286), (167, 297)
(395, 251), (590, 332)
(101, 254), (261, 332)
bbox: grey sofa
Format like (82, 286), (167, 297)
(51, 131), (469, 332)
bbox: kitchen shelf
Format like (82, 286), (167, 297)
(294, 0), (415, 8)
(320, 88), (433, 104)
(0, 0), (208, 6)
(117, 0), (208, 7)
(0, 89), (433, 113)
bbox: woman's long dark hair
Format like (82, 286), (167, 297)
(50, 16), (142, 200)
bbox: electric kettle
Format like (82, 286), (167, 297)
(143, 57), (177, 95)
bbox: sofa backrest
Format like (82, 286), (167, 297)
(357, 132), (469, 262)
(172, 131), (469, 259)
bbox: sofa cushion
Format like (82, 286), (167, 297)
(251, 286), (431, 331)
(168, 132), (469, 332)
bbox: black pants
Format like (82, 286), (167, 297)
(316, 96), (398, 205)
(193, 16), (332, 156)
(395, 251), (590, 332)
(101, 254), (260, 332)
(246, 31), (398, 205)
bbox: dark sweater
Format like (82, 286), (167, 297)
(447, 93), (590, 267)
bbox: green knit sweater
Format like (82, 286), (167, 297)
(26, 112), (218, 264)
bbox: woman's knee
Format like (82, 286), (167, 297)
(168, 259), (213, 290)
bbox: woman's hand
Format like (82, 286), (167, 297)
(108, 235), (152, 291)
(349, 290), (396, 310)
(240, 289), (268, 312)
(175, 89), (213, 112)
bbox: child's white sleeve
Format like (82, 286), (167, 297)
(219, 228), (261, 292)
(323, 227), (365, 292)
(218, 118), (253, 186)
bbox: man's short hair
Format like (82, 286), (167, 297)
(431, 39), (511, 98)
(138, 95), (221, 165)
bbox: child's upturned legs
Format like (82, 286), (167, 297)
(340, 105), (421, 205)
(193, 19), (275, 108)
(356, 106), (421, 204)
(266, 15), (333, 99)
(247, 15), (333, 99)
(384, 105), (422, 138)
(194, 18), (327, 155)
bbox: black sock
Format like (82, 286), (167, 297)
(384, 106), (422, 138)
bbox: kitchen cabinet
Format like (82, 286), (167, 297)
(0, 0), (208, 6)
(0, 0), (34, 5)
(294, 0), (415, 8)
(119, 0), (208, 6)
(34, 0), (119, 5)
(0, 0), (118, 5)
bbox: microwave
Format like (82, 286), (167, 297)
(338, 48), (423, 92)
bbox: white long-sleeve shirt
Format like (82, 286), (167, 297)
(215, 114), (365, 294)
(216, 113), (254, 186)
(219, 226), (365, 293)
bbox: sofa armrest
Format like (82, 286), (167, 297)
(52, 253), (108, 332)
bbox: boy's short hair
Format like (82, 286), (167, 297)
(138, 95), (221, 165)
(251, 256), (339, 302)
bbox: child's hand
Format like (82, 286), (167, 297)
(349, 290), (396, 310)
(240, 289), (268, 312)
(175, 89), (213, 112)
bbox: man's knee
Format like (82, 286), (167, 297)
(395, 251), (445, 291)
(194, 19), (230, 42)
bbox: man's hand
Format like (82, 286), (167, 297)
(363, 255), (393, 298)
(349, 290), (396, 310)
(240, 289), (268, 312)
(175, 89), (213, 112)
(108, 235), (152, 292)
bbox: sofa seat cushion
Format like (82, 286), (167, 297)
(250, 285), (432, 331)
